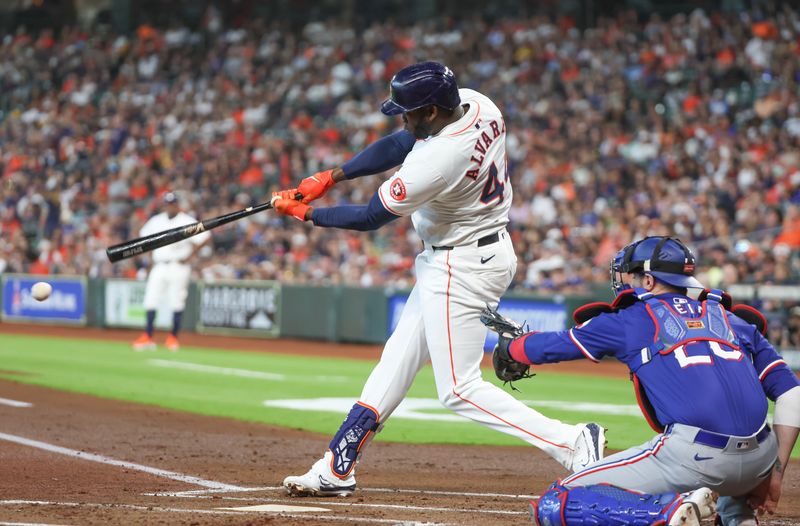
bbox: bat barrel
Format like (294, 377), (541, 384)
(106, 239), (153, 263)
(105, 198), (282, 263)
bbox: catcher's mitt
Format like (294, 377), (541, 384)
(480, 305), (534, 384)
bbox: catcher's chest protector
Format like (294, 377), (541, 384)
(574, 288), (747, 433)
(629, 288), (740, 433)
(639, 290), (739, 358)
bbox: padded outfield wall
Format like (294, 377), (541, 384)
(0, 274), (798, 369)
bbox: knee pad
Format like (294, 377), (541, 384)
(328, 402), (380, 478)
(533, 482), (682, 526)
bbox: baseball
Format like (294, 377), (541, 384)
(31, 282), (52, 301)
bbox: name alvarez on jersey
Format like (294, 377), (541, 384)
(377, 88), (512, 247)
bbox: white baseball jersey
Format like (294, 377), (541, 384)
(377, 88), (512, 246)
(140, 211), (211, 263)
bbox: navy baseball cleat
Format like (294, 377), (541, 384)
(570, 423), (606, 472)
(283, 452), (356, 497)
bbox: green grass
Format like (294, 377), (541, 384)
(0, 332), (796, 457)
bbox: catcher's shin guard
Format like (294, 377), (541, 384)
(328, 402), (380, 478)
(531, 482), (705, 526)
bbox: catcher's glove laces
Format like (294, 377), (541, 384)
(480, 304), (534, 387)
(502, 370), (535, 392)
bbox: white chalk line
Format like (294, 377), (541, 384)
(365, 486), (538, 499)
(152, 494), (527, 516)
(0, 397), (32, 408)
(147, 359), (348, 382)
(146, 485), (539, 500)
(264, 397), (642, 423)
(0, 500), (245, 516)
(143, 486), (272, 496)
(0, 432), (244, 491)
(0, 500), (442, 525)
(148, 359), (284, 380)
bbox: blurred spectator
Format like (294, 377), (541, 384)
(783, 305), (800, 349)
(1, 4), (799, 335)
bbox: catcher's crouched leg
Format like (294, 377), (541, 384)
(531, 482), (713, 526)
(328, 402), (380, 478)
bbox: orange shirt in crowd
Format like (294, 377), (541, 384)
(28, 260), (50, 275)
(129, 184), (150, 200)
(775, 219), (800, 248)
(239, 165), (264, 187)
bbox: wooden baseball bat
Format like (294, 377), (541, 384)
(106, 194), (301, 263)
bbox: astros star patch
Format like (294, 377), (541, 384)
(390, 178), (407, 201)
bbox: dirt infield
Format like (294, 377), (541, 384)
(0, 325), (798, 525)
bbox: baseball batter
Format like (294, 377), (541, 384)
(271, 62), (605, 497)
(486, 237), (800, 526)
(132, 192), (210, 352)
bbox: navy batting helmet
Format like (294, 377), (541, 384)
(611, 236), (704, 294)
(380, 61), (461, 116)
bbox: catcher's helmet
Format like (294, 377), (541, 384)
(611, 236), (704, 294)
(380, 61), (460, 116)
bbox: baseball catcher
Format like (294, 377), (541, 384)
(481, 236), (800, 526)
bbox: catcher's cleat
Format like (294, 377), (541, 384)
(570, 423), (606, 472)
(283, 452), (356, 497)
(132, 333), (156, 352)
(165, 334), (180, 352)
(667, 487), (716, 526)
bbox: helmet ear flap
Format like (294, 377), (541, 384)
(620, 240), (639, 273)
(611, 241), (640, 294)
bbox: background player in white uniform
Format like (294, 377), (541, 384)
(132, 192), (211, 352)
(271, 62), (605, 497)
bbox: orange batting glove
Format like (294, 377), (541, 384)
(297, 169), (336, 203)
(272, 188), (300, 200)
(270, 195), (312, 221)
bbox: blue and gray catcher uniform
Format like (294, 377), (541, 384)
(519, 287), (799, 525)
(511, 288), (796, 494)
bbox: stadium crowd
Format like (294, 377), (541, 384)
(1, 4), (799, 346)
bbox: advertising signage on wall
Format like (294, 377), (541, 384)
(104, 279), (173, 329)
(387, 293), (567, 352)
(198, 281), (280, 337)
(1, 274), (86, 324)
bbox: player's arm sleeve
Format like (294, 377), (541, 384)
(745, 323), (800, 400)
(508, 313), (626, 365)
(774, 386), (800, 428)
(376, 163), (449, 217)
(310, 192), (400, 231)
(341, 130), (416, 180)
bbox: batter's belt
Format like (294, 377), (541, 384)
(429, 231), (501, 251)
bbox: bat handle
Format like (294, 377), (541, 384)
(270, 192), (304, 207)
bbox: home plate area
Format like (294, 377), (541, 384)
(142, 484), (533, 525)
(1, 380), (798, 525)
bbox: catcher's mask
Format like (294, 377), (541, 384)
(610, 236), (704, 295)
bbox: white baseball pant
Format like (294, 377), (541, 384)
(143, 262), (192, 312)
(358, 231), (582, 468)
